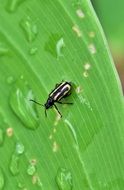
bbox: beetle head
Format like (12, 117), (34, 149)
(44, 98), (54, 109)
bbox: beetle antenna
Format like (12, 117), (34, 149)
(30, 99), (44, 107)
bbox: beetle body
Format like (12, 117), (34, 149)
(48, 81), (71, 104)
(30, 81), (72, 118)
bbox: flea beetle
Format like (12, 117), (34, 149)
(30, 81), (73, 117)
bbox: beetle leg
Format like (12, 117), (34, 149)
(57, 101), (73, 105)
(55, 84), (59, 88)
(55, 80), (64, 88)
(54, 104), (62, 118)
(45, 109), (47, 117)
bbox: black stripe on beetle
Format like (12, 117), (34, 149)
(30, 81), (73, 118)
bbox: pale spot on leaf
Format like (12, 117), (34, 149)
(88, 43), (96, 54)
(76, 9), (85, 18)
(72, 25), (82, 37)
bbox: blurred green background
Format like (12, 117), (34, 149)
(91, 0), (124, 91)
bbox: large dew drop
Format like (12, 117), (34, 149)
(9, 142), (25, 176)
(9, 76), (39, 130)
(56, 167), (73, 190)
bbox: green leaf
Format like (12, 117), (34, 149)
(0, 0), (124, 189)
(91, 0), (124, 55)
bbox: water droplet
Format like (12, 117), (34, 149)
(76, 9), (85, 18)
(0, 168), (4, 190)
(6, 0), (26, 13)
(29, 47), (38, 55)
(45, 33), (65, 58)
(72, 25), (82, 37)
(88, 43), (96, 54)
(20, 16), (38, 42)
(6, 127), (14, 137)
(9, 153), (20, 175)
(9, 76), (39, 130)
(6, 76), (14, 84)
(0, 42), (9, 56)
(10, 142), (25, 175)
(0, 129), (4, 146)
(56, 37), (65, 59)
(27, 164), (36, 176)
(16, 142), (25, 155)
(56, 167), (73, 190)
